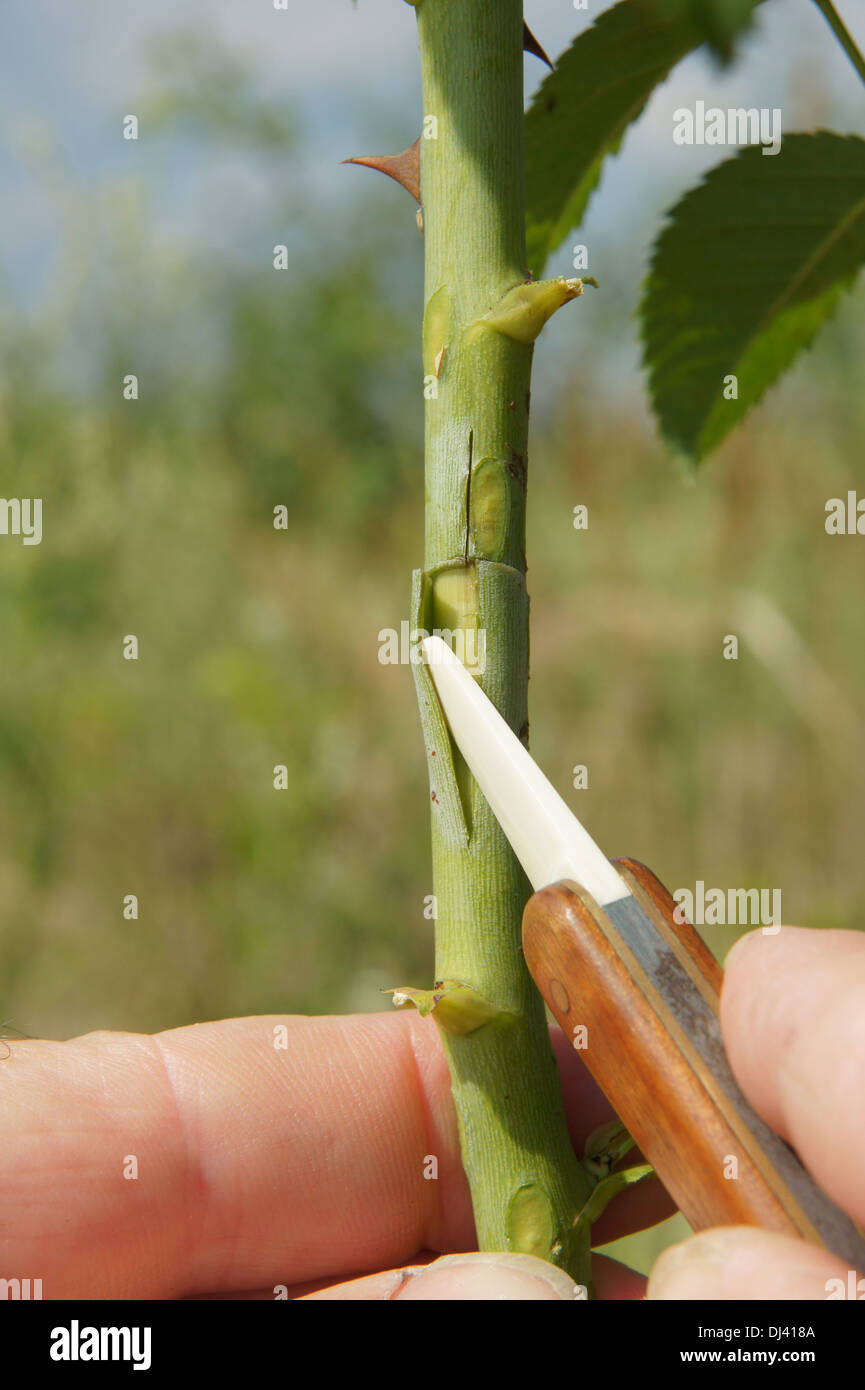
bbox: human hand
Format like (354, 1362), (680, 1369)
(648, 926), (865, 1300)
(0, 1011), (672, 1300)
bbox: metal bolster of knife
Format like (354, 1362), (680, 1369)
(522, 857), (865, 1271)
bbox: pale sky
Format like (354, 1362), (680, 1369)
(0, 0), (862, 344)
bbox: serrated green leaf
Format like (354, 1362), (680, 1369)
(524, 3), (697, 273)
(524, 0), (768, 272)
(641, 132), (865, 462)
(642, 0), (761, 64)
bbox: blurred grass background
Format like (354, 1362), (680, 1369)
(1, 26), (864, 1276)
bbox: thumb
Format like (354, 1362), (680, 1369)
(647, 1226), (860, 1300)
(305, 1252), (587, 1300)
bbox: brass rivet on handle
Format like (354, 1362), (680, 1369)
(547, 977), (570, 1015)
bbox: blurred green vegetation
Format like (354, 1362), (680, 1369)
(1, 33), (864, 1277)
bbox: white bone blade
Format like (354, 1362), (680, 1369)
(420, 636), (629, 905)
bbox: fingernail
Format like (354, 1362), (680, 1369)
(393, 1252), (587, 1301)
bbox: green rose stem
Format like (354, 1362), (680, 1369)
(401, 0), (595, 1285)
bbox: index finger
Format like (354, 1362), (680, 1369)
(1, 1014), (466, 1298)
(1, 1011), (669, 1297)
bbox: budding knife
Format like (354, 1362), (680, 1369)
(420, 635), (865, 1271)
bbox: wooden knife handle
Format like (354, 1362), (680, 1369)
(521, 857), (865, 1269)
